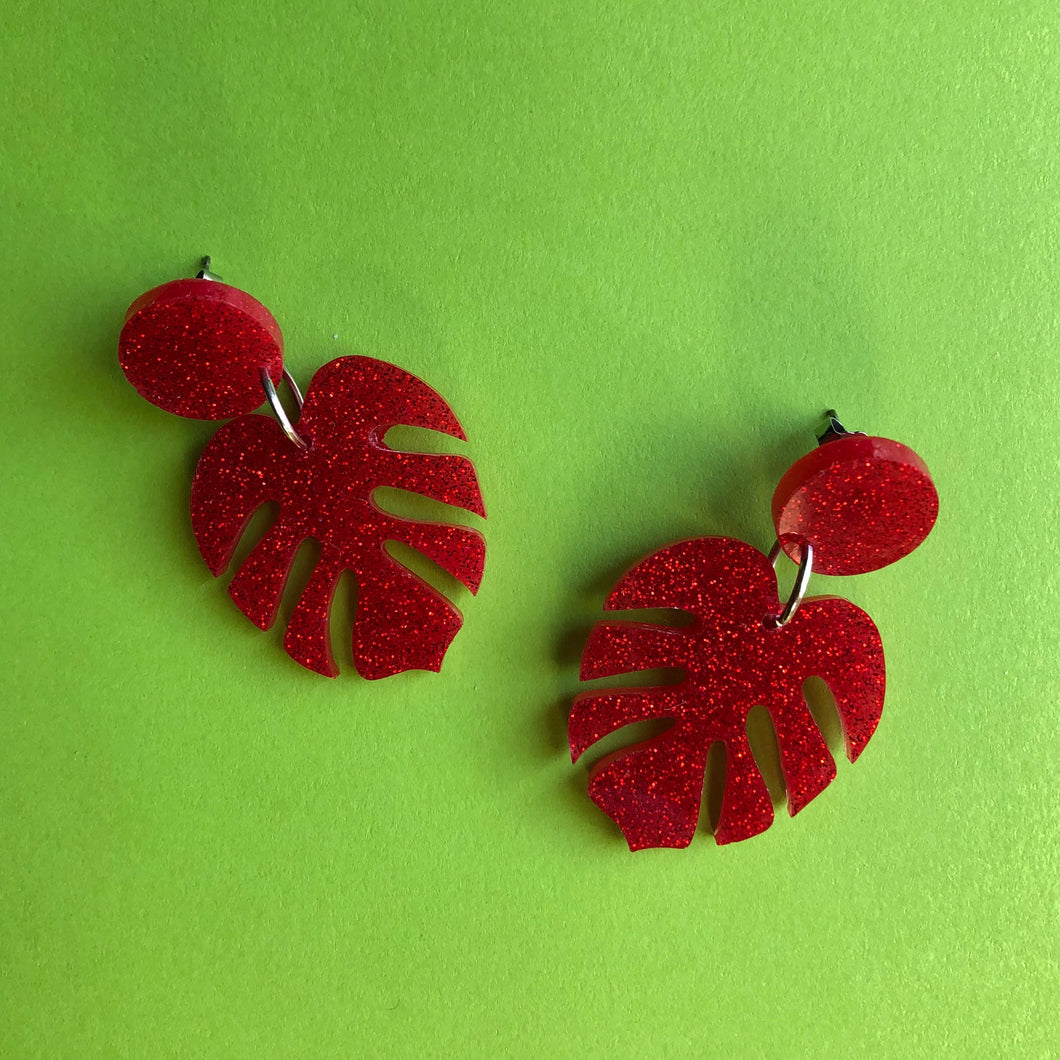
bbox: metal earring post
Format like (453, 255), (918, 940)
(196, 255), (224, 281)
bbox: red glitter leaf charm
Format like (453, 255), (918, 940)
(570, 538), (885, 850)
(190, 356), (486, 679)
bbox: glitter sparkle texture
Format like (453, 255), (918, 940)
(772, 435), (939, 576)
(190, 355), (486, 679)
(119, 279), (285, 419)
(570, 537), (886, 851)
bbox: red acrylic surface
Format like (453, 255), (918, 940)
(190, 356), (486, 678)
(570, 537), (885, 850)
(119, 279), (284, 419)
(772, 435), (938, 576)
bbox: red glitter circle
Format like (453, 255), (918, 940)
(771, 435), (938, 576)
(119, 279), (284, 419)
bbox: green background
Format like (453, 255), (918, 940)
(2, 1), (1057, 1056)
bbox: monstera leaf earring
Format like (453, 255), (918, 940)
(569, 413), (937, 850)
(119, 258), (486, 678)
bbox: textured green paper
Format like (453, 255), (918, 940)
(1, 1), (1057, 1056)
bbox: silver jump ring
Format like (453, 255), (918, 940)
(261, 367), (308, 449)
(767, 539), (814, 628)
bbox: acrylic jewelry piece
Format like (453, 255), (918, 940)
(119, 259), (486, 678)
(569, 413), (937, 849)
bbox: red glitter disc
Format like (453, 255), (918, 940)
(772, 435), (938, 576)
(190, 355), (486, 679)
(119, 279), (284, 419)
(570, 537), (885, 850)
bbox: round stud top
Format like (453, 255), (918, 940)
(119, 279), (284, 419)
(771, 434), (938, 576)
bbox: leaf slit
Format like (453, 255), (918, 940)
(746, 705), (786, 808)
(373, 486), (480, 526)
(222, 500), (280, 579)
(601, 607), (696, 628)
(577, 667), (686, 692)
(384, 540), (468, 604)
(802, 676), (845, 756)
(581, 717), (676, 772)
(701, 741), (727, 836)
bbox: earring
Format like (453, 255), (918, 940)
(119, 258), (486, 678)
(568, 412), (937, 850)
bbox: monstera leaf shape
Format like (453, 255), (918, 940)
(569, 537), (885, 850)
(190, 356), (485, 679)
